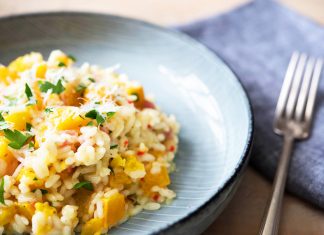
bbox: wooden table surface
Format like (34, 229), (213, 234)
(1, 0), (324, 234)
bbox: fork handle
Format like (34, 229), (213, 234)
(259, 134), (295, 235)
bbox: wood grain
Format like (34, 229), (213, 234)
(0, 0), (324, 234)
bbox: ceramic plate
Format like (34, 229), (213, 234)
(0, 12), (253, 235)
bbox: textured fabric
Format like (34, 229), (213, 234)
(176, 0), (324, 208)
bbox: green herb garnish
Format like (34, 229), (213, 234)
(44, 107), (54, 113)
(26, 123), (32, 132)
(86, 121), (94, 126)
(106, 112), (116, 119)
(0, 178), (5, 205)
(68, 55), (76, 62)
(58, 62), (66, 67)
(110, 144), (118, 149)
(73, 181), (94, 191)
(88, 77), (95, 83)
(29, 141), (35, 149)
(4, 129), (31, 149)
(40, 189), (48, 195)
(85, 110), (105, 125)
(76, 83), (86, 93)
(39, 79), (65, 94)
(25, 84), (37, 106)
(0, 113), (9, 130)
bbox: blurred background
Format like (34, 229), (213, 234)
(0, 0), (324, 25)
(1, 0), (324, 235)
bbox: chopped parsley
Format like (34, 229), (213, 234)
(58, 62), (66, 67)
(94, 101), (101, 105)
(68, 55), (76, 62)
(26, 123), (32, 132)
(40, 189), (48, 195)
(106, 112), (116, 119)
(73, 181), (94, 191)
(86, 121), (94, 126)
(4, 129), (31, 149)
(44, 107), (54, 113)
(88, 77), (95, 83)
(85, 110), (105, 125)
(39, 79), (65, 94)
(29, 141), (35, 149)
(110, 144), (118, 149)
(0, 178), (4, 205)
(0, 113), (9, 130)
(76, 83), (86, 93)
(25, 84), (37, 106)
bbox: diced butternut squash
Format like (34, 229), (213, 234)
(141, 164), (170, 195)
(109, 171), (131, 189)
(102, 192), (125, 228)
(124, 155), (145, 179)
(8, 52), (43, 79)
(35, 62), (47, 79)
(16, 203), (35, 220)
(4, 107), (33, 130)
(16, 167), (45, 190)
(35, 202), (56, 216)
(60, 83), (82, 106)
(126, 85), (145, 109)
(49, 107), (90, 130)
(34, 202), (56, 235)
(0, 65), (10, 85)
(48, 50), (74, 67)
(0, 206), (17, 226)
(81, 218), (103, 235)
(0, 136), (18, 177)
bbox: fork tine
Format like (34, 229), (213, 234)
(304, 58), (323, 122)
(285, 53), (307, 119)
(274, 52), (299, 121)
(295, 57), (316, 121)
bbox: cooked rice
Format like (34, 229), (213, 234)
(0, 50), (179, 234)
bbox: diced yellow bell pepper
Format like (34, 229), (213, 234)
(0, 206), (17, 226)
(49, 107), (90, 130)
(81, 218), (103, 235)
(126, 85), (145, 109)
(35, 62), (47, 79)
(0, 136), (18, 177)
(110, 155), (126, 168)
(102, 192), (126, 228)
(8, 52), (43, 79)
(124, 155), (145, 179)
(4, 107), (33, 130)
(0, 65), (10, 85)
(16, 202), (35, 220)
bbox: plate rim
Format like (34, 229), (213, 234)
(0, 11), (254, 234)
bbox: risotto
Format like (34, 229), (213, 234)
(0, 50), (179, 234)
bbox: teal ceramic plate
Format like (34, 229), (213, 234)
(0, 12), (253, 235)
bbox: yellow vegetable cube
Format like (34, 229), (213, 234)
(109, 171), (131, 189)
(102, 192), (126, 228)
(49, 107), (90, 130)
(0, 136), (18, 177)
(16, 203), (35, 220)
(35, 62), (47, 79)
(35, 202), (56, 216)
(141, 164), (170, 195)
(4, 107), (33, 130)
(110, 155), (126, 168)
(81, 218), (103, 235)
(0, 65), (10, 85)
(124, 155), (145, 179)
(8, 52), (43, 79)
(0, 206), (17, 226)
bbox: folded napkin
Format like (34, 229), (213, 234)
(177, 0), (324, 208)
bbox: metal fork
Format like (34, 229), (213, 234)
(259, 52), (323, 235)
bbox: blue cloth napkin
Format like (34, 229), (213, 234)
(177, 0), (324, 208)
